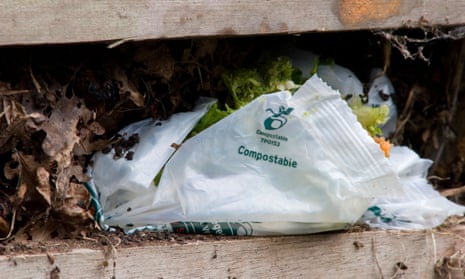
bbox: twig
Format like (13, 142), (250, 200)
(431, 231), (438, 265)
(383, 40), (392, 74)
(0, 208), (16, 241)
(390, 264), (406, 279)
(372, 238), (385, 279)
(0, 89), (31, 96)
(29, 66), (42, 94)
(107, 37), (136, 49)
(96, 233), (119, 278)
(96, 233), (120, 263)
(440, 185), (465, 197)
(391, 86), (417, 141)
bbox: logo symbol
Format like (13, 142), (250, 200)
(264, 106), (294, 130)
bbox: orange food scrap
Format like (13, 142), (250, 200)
(373, 137), (393, 157)
(338, 0), (402, 25)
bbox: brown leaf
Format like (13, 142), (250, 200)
(35, 167), (51, 206)
(73, 120), (108, 156)
(0, 216), (10, 237)
(0, 95), (46, 156)
(55, 182), (92, 227)
(112, 66), (145, 107)
(127, 87), (145, 107)
(18, 218), (56, 242)
(88, 121), (106, 136)
(0, 192), (12, 237)
(2, 99), (27, 125)
(41, 96), (81, 167)
(73, 136), (109, 156)
(54, 164), (89, 201)
(4, 158), (20, 181)
(69, 164), (90, 183)
(15, 182), (28, 206)
(15, 152), (41, 205)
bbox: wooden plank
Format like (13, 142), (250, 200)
(1, 230), (464, 278)
(0, 0), (464, 46)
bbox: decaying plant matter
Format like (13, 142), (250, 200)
(0, 40), (227, 240)
(0, 28), (464, 240)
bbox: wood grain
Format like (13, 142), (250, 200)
(1, 230), (464, 278)
(0, 0), (464, 46)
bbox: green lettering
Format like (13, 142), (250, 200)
(248, 150), (257, 159)
(237, 145), (298, 170)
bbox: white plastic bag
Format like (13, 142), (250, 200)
(89, 75), (403, 235)
(366, 68), (397, 137)
(317, 65), (397, 137)
(361, 146), (465, 229)
(279, 44), (397, 137)
(89, 97), (216, 214)
(317, 64), (364, 100)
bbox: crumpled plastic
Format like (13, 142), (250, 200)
(279, 45), (397, 137)
(88, 97), (216, 222)
(361, 146), (465, 229)
(87, 54), (465, 236)
(88, 75), (404, 235)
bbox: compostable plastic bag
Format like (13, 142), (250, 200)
(89, 97), (216, 214)
(361, 146), (465, 229)
(89, 75), (404, 235)
(279, 44), (397, 137)
(317, 65), (397, 137)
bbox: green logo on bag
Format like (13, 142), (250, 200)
(264, 106), (294, 130)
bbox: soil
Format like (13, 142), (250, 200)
(0, 230), (246, 257)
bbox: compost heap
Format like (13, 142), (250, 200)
(0, 30), (465, 241)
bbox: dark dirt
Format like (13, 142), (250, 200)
(0, 230), (244, 257)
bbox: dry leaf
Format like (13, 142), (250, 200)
(128, 87), (145, 107)
(35, 167), (51, 206)
(55, 182), (92, 226)
(112, 66), (145, 107)
(0, 216), (10, 237)
(16, 152), (42, 205)
(69, 164), (90, 183)
(41, 96), (81, 167)
(88, 121), (106, 136)
(74, 136), (109, 156)
(4, 158), (20, 181)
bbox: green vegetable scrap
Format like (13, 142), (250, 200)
(260, 56), (301, 92)
(222, 68), (267, 109)
(194, 55), (389, 140)
(348, 96), (389, 137)
(222, 56), (302, 109)
(190, 103), (234, 137)
(190, 56), (303, 138)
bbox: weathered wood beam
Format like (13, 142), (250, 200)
(0, 0), (464, 46)
(0, 230), (464, 278)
